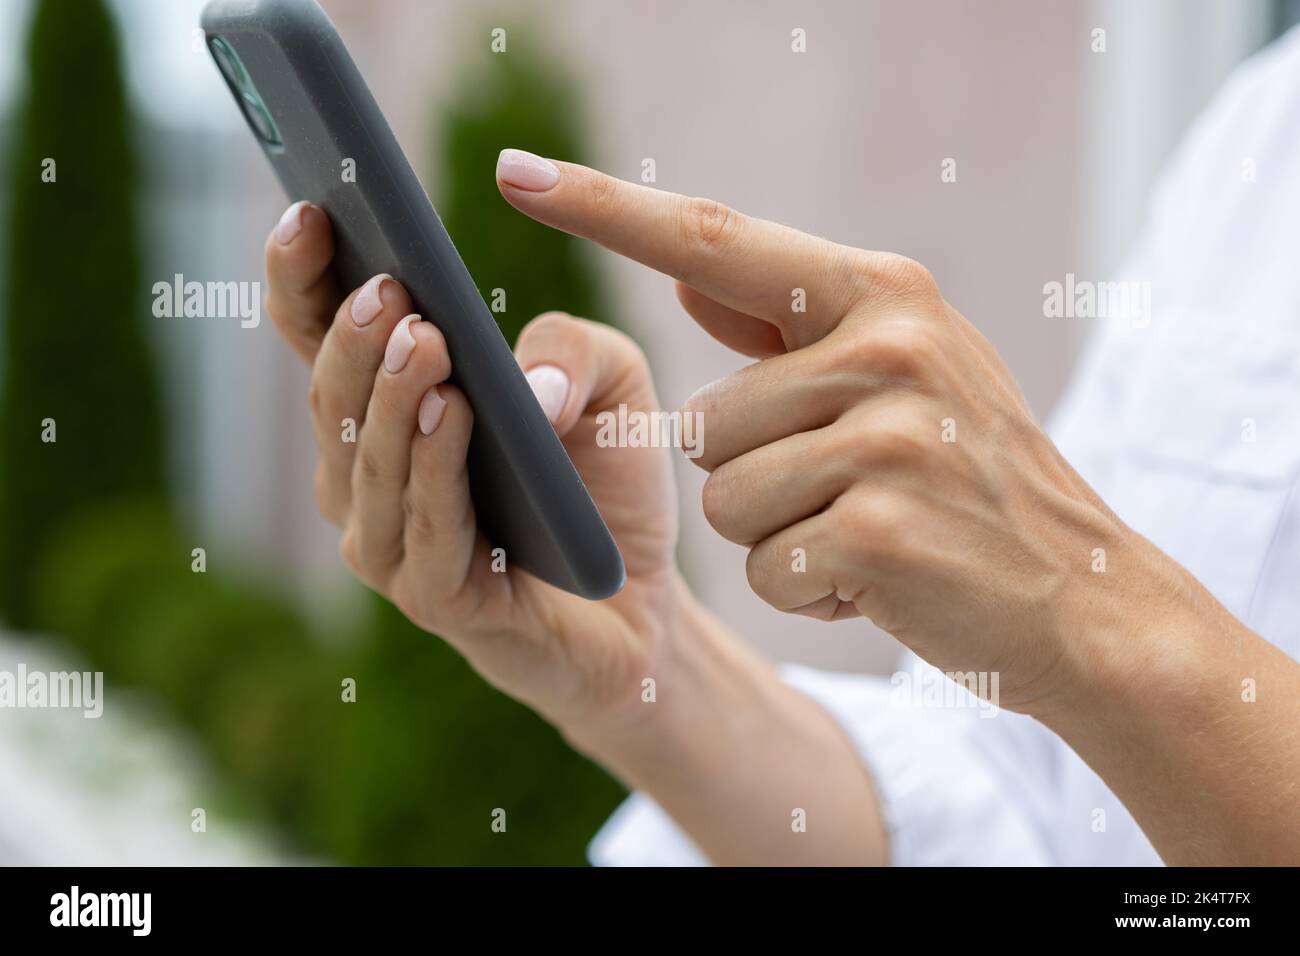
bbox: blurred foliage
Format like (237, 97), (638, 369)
(0, 0), (168, 627)
(301, 600), (624, 865)
(438, 35), (614, 339)
(33, 502), (332, 826)
(4, 4), (623, 865)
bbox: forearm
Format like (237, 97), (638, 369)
(567, 578), (887, 866)
(1041, 532), (1300, 865)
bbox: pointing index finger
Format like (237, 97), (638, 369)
(495, 150), (860, 347)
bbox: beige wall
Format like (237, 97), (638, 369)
(265, 0), (1089, 671)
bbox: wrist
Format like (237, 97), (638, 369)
(1028, 528), (1300, 863)
(1034, 524), (1233, 736)
(562, 576), (888, 865)
(562, 573), (778, 777)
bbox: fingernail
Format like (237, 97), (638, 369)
(352, 274), (392, 327)
(418, 386), (447, 435)
(276, 200), (308, 244)
(526, 364), (570, 423)
(497, 149), (560, 192)
(385, 314), (419, 373)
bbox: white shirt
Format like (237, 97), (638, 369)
(589, 25), (1300, 867)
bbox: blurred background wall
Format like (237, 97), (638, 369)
(0, 0), (1292, 863)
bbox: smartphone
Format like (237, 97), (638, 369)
(200, 0), (624, 600)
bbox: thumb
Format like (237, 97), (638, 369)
(515, 311), (678, 579)
(515, 312), (659, 438)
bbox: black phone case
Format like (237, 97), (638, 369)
(201, 0), (624, 600)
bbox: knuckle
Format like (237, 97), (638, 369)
(847, 414), (934, 470)
(836, 331), (883, 373)
(680, 375), (726, 421)
(402, 491), (439, 540)
(699, 469), (733, 533)
(307, 375), (326, 418)
(743, 546), (783, 608)
(813, 597), (843, 622)
(588, 173), (622, 215)
(878, 423), (932, 467)
(857, 253), (940, 303)
(843, 320), (943, 382)
(683, 196), (740, 255)
(838, 492), (908, 566)
(354, 447), (385, 486)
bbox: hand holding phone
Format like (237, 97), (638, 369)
(262, 200), (683, 731)
(203, 0), (623, 599)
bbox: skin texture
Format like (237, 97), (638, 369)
(263, 156), (1300, 866)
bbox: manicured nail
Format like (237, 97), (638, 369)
(418, 386), (447, 435)
(526, 364), (570, 423)
(276, 200), (308, 244)
(497, 149), (560, 192)
(384, 314), (419, 373)
(352, 274), (392, 326)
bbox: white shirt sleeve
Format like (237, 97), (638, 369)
(590, 661), (1064, 866)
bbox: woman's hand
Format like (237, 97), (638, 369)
(262, 199), (889, 866)
(500, 152), (1300, 865)
(262, 201), (681, 735)
(495, 149), (1171, 719)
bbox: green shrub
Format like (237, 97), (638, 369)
(0, 0), (167, 628)
(437, 35), (614, 341)
(318, 598), (624, 864)
(33, 501), (334, 824)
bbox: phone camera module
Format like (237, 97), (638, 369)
(209, 36), (250, 91)
(241, 91), (283, 146)
(208, 35), (283, 147)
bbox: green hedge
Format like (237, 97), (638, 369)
(0, 0), (167, 628)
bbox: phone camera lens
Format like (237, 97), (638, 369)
(241, 92), (283, 146)
(209, 36), (250, 92)
(208, 35), (283, 147)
